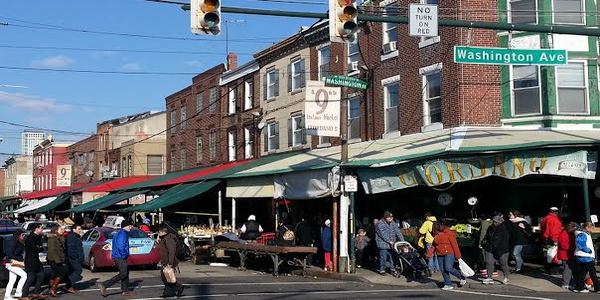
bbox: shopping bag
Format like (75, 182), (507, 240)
(458, 258), (475, 277)
(546, 246), (558, 264)
(162, 266), (177, 284)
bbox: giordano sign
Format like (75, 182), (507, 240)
(358, 149), (597, 194)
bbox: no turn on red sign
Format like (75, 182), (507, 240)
(409, 3), (438, 37)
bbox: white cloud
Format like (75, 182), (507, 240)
(122, 63), (142, 71)
(30, 55), (74, 68)
(0, 91), (71, 114)
(185, 60), (202, 67)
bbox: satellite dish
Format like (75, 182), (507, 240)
(438, 193), (453, 206)
(257, 122), (266, 130)
(467, 197), (478, 206)
(85, 170), (94, 177)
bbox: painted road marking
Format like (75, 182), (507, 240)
(452, 289), (557, 300)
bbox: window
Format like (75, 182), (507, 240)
(509, 0), (536, 24)
(349, 97), (361, 140)
(209, 87), (217, 113)
(196, 136), (203, 162)
(244, 81), (253, 110)
(288, 115), (305, 147)
(228, 131), (236, 162)
(127, 155), (132, 176)
(147, 155), (163, 175)
(170, 110), (177, 134)
(180, 106), (187, 129)
(319, 46), (330, 79)
(348, 41), (360, 74)
(196, 92), (204, 113)
(512, 65), (541, 115)
(170, 151), (176, 171)
(180, 149), (187, 170)
(244, 127), (253, 159)
(384, 83), (399, 133)
(49, 174), (52, 188)
(319, 136), (330, 146)
(383, 5), (398, 45)
(266, 122), (279, 152)
(288, 59), (305, 92)
(228, 87), (236, 115)
(209, 130), (217, 159)
(265, 69), (279, 100)
(553, 0), (584, 24)
(424, 72), (442, 124)
(557, 62), (587, 114)
(122, 157), (127, 176)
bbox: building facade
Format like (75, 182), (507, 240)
(0, 168), (6, 197)
(32, 137), (71, 191)
(21, 130), (46, 156)
(68, 135), (99, 185)
(4, 156), (33, 196)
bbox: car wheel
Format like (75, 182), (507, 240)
(90, 255), (98, 273)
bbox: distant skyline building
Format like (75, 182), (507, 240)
(21, 130), (46, 155)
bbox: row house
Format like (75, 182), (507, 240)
(68, 135), (99, 185)
(3, 156), (32, 196)
(0, 168), (5, 197)
(32, 137), (70, 191)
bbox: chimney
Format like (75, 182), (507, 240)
(227, 52), (238, 71)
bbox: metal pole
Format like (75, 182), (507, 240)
(583, 178), (591, 222)
(349, 191), (356, 273)
(181, 5), (600, 37)
(231, 197), (236, 230)
(332, 200), (338, 273)
(218, 189), (223, 227)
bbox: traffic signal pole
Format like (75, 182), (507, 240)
(181, 5), (600, 37)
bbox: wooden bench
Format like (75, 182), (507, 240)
(212, 241), (317, 276)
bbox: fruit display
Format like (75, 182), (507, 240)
(178, 225), (235, 238)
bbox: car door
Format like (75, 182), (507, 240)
(81, 230), (96, 264)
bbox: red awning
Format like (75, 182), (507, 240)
(78, 176), (156, 193)
(155, 160), (253, 187)
(19, 183), (87, 200)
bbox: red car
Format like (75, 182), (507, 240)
(81, 227), (159, 272)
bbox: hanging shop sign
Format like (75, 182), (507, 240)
(305, 85), (341, 137)
(56, 165), (72, 187)
(358, 148), (597, 194)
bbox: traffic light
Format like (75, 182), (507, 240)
(191, 0), (221, 35)
(329, 0), (358, 43)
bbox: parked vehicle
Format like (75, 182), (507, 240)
(0, 219), (21, 235)
(81, 227), (159, 272)
(20, 221), (62, 233)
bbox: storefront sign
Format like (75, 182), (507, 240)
(454, 46), (568, 65)
(358, 149), (597, 194)
(305, 86), (341, 137)
(56, 165), (72, 187)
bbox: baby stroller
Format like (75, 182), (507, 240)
(394, 241), (431, 279)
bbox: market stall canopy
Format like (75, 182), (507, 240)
(65, 190), (149, 213)
(19, 186), (81, 200)
(76, 176), (155, 193)
(226, 176), (274, 198)
(123, 181), (220, 212)
(29, 193), (71, 214)
(0, 196), (18, 208)
(14, 197), (57, 213)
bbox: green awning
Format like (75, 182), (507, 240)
(0, 196), (16, 202)
(30, 193), (71, 214)
(112, 167), (212, 192)
(124, 181), (219, 212)
(65, 190), (149, 213)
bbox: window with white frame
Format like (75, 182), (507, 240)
(383, 4), (398, 45)
(553, 0), (584, 24)
(267, 70), (277, 99)
(209, 130), (217, 159)
(181, 106), (187, 129)
(319, 136), (330, 146)
(267, 122), (279, 152)
(209, 87), (217, 113)
(291, 60), (303, 91)
(147, 155), (163, 175)
(228, 87), (236, 115)
(384, 82), (399, 133)
(228, 131), (236, 162)
(509, 0), (537, 24)
(170, 110), (177, 134)
(424, 72), (442, 124)
(512, 65), (541, 115)
(180, 149), (187, 170)
(244, 81), (253, 110)
(421, 0), (440, 43)
(244, 127), (253, 159)
(349, 97), (361, 140)
(348, 41), (360, 74)
(170, 151), (176, 171)
(196, 92), (203, 113)
(127, 155), (132, 177)
(319, 46), (330, 79)
(49, 174), (52, 188)
(557, 62), (587, 114)
(290, 115), (304, 147)
(196, 136), (203, 161)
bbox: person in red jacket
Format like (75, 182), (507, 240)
(557, 222), (577, 289)
(427, 221), (466, 291)
(540, 207), (562, 245)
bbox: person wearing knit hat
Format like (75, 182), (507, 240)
(98, 219), (135, 297)
(481, 215), (510, 285)
(375, 211), (404, 277)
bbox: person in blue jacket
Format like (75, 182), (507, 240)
(322, 220), (332, 271)
(98, 220), (135, 297)
(572, 223), (600, 293)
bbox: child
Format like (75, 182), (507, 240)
(355, 229), (371, 268)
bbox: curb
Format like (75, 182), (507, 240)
(290, 269), (370, 283)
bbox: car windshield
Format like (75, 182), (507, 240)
(103, 229), (147, 239)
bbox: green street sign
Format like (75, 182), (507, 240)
(454, 46), (568, 65)
(325, 75), (367, 90)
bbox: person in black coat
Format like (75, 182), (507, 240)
(507, 210), (532, 273)
(294, 217), (313, 247)
(22, 224), (49, 299)
(482, 216), (511, 285)
(4, 229), (27, 300)
(64, 225), (84, 294)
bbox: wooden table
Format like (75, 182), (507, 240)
(212, 241), (317, 276)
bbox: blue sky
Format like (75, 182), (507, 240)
(0, 0), (325, 161)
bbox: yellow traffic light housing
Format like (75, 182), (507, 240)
(191, 0), (221, 35)
(330, 0), (358, 43)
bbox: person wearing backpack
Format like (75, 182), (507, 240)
(158, 226), (184, 298)
(418, 213), (439, 273)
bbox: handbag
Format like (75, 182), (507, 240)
(546, 245), (558, 264)
(162, 266), (177, 284)
(10, 260), (24, 268)
(458, 258), (475, 277)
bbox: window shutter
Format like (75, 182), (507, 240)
(287, 64), (292, 93)
(287, 118), (293, 147)
(263, 73), (267, 101)
(274, 122), (280, 150)
(301, 116), (307, 144)
(274, 70), (280, 97)
(263, 128), (268, 152)
(300, 59), (306, 88)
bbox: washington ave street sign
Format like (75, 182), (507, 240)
(325, 75), (367, 90)
(454, 46), (568, 65)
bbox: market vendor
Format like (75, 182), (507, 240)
(240, 215), (264, 240)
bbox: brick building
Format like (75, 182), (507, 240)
(4, 156), (32, 196)
(68, 135), (99, 185)
(32, 137), (71, 191)
(0, 168), (6, 197)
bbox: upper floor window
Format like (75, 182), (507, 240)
(196, 92), (204, 113)
(319, 46), (330, 80)
(180, 149), (187, 170)
(147, 155), (163, 175)
(228, 87), (237, 115)
(511, 65), (541, 115)
(170, 110), (177, 134)
(209, 130), (217, 159)
(557, 62), (587, 114)
(228, 131), (236, 162)
(383, 5), (398, 45)
(348, 41), (360, 74)
(170, 151), (176, 171)
(180, 106), (187, 129)
(209, 87), (218, 113)
(288, 59), (306, 92)
(509, 0), (537, 24)
(553, 0), (585, 24)
(384, 82), (399, 133)
(423, 72), (442, 124)
(265, 69), (279, 100)
(288, 115), (306, 147)
(244, 127), (254, 159)
(349, 97), (361, 140)
(196, 136), (203, 162)
(265, 122), (279, 152)
(244, 81), (253, 110)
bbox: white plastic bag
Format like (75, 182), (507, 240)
(458, 258), (475, 277)
(547, 245), (558, 264)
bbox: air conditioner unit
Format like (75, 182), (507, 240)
(383, 41), (397, 53)
(102, 171), (112, 179)
(101, 166), (110, 172)
(110, 169), (118, 177)
(349, 61), (359, 71)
